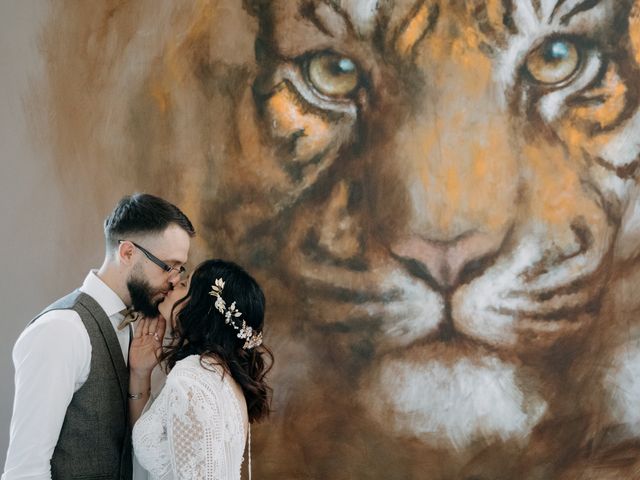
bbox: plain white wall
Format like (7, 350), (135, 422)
(0, 1), (104, 467)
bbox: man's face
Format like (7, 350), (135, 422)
(126, 224), (191, 316)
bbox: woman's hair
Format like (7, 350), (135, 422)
(159, 259), (273, 423)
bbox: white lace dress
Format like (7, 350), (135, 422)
(132, 354), (248, 480)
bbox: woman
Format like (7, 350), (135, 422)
(128, 259), (273, 479)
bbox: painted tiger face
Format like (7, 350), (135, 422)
(201, 0), (640, 457)
(44, 0), (640, 477)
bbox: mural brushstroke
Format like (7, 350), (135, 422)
(39, 1), (640, 478)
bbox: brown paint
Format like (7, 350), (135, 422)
(38, 1), (640, 478)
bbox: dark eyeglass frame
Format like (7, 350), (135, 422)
(118, 240), (186, 277)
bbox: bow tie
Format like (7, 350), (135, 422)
(117, 307), (142, 331)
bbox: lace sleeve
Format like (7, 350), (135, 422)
(164, 370), (227, 479)
(133, 359), (244, 480)
(132, 390), (172, 479)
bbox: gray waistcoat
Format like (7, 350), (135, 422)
(31, 290), (132, 480)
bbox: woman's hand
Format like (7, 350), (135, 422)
(129, 315), (166, 376)
(128, 316), (165, 426)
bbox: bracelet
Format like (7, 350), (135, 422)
(127, 391), (147, 400)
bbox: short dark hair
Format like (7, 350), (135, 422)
(104, 193), (195, 249)
(160, 259), (273, 422)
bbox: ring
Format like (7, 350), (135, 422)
(147, 332), (154, 336)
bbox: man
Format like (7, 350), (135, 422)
(2, 193), (195, 480)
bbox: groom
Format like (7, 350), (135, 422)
(2, 193), (195, 480)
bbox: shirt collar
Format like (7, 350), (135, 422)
(79, 270), (127, 318)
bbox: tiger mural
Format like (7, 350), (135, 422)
(41, 0), (640, 478)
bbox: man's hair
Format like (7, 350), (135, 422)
(104, 193), (195, 250)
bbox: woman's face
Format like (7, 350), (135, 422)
(158, 273), (191, 328)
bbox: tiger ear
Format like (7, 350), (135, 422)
(631, 1), (640, 65)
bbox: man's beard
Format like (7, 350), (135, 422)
(127, 276), (163, 317)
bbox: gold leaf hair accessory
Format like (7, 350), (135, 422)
(209, 278), (263, 350)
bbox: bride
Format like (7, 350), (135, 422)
(128, 259), (273, 479)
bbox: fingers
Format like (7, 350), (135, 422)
(147, 317), (158, 336)
(146, 316), (162, 342)
(142, 318), (151, 336)
(133, 318), (146, 338)
(156, 315), (167, 341)
(134, 316), (164, 343)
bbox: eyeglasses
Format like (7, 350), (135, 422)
(119, 240), (186, 277)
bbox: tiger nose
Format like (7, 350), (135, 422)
(391, 230), (508, 290)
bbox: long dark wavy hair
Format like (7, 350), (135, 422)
(159, 259), (273, 422)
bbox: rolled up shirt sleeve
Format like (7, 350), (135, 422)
(2, 310), (90, 480)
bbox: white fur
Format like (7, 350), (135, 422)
(341, 0), (380, 35)
(453, 237), (542, 346)
(604, 337), (640, 434)
(615, 187), (640, 261)
(600, 108), (640, 167)
(373, 271), (444, 349)
(363, 355), (548, 449)
(512, 1), (540, 35)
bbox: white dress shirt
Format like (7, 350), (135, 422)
(2, 271), (129, 480)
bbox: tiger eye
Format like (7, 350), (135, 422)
(525, 39), (581, 85)
(307, 52), (360, 97)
